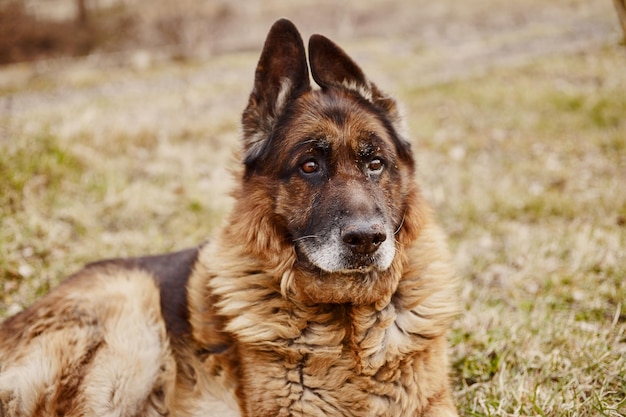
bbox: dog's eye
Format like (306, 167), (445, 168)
(367, 158), (384, 173)
(301, 160), (319, 174)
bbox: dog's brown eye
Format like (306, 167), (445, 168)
(368, 158), (383, 172)
(301, 160), (319, 174)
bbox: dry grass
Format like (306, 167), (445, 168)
(1, 1), (625, 415)
(405, 47), (626, 416)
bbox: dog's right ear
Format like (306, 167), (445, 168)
(242, 19), (310, 164)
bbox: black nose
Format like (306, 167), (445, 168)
(341, 224), (387, 255)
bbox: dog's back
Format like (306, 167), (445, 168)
(0, 248), (243, 417)
(0, 263), (175, 416)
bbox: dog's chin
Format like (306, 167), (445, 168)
(286, 266), (397, 306)
(285, 238), (398, 304)
(286, 254), (397, 306)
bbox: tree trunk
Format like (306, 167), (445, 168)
(614, 0), (626, 43)
(77, 0), (88, 28)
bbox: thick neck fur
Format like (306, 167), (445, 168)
(188, 178), (457, 363)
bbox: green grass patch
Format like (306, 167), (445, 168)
(0, 132), (84, 213)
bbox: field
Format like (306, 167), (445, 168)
(1, 0), (625, 415)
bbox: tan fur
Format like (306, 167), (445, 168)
(0, 269), (177, 416)
(0, 19), (458, 417)
(188, 207), (458, 416)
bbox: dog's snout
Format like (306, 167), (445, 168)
(341, 223), (387, 255)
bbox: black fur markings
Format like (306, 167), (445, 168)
(86, 246), (201, 340)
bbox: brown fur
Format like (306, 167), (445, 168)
(0, 19), (458, 417)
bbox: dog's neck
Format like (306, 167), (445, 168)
(187, 221), (457, 370)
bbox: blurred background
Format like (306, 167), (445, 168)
(1, 0), (623, 65)
(1, 1), (625, 416)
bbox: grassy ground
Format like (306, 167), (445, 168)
(407, 47), (626, 416)
(1, 1), (625, 415)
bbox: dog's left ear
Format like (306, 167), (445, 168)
(309, 34), (411, 163)
(308, 34), (401, 123)
(242, 19), (310, 164)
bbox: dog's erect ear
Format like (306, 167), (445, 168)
(242, 19), (310, 162)
(309, 34), (410, 159)
(308, 34), (368, 96)
(308, 34), (401, 122)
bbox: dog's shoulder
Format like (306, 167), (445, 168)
(0, 245), (203, 347)
(82, 245), (204, 340)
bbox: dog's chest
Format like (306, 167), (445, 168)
(288, 349), (417, 416)
(237, 304), (424, 416)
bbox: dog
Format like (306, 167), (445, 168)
(0, 19), (459, 417)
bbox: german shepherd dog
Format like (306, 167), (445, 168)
(0, 19), (458, 417)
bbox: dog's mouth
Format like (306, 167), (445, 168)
(294, 249), (378, 277)
(331, 253), (380, 275)
(338, 264), (376, 274)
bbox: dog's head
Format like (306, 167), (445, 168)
(236, 19), (423, 305)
